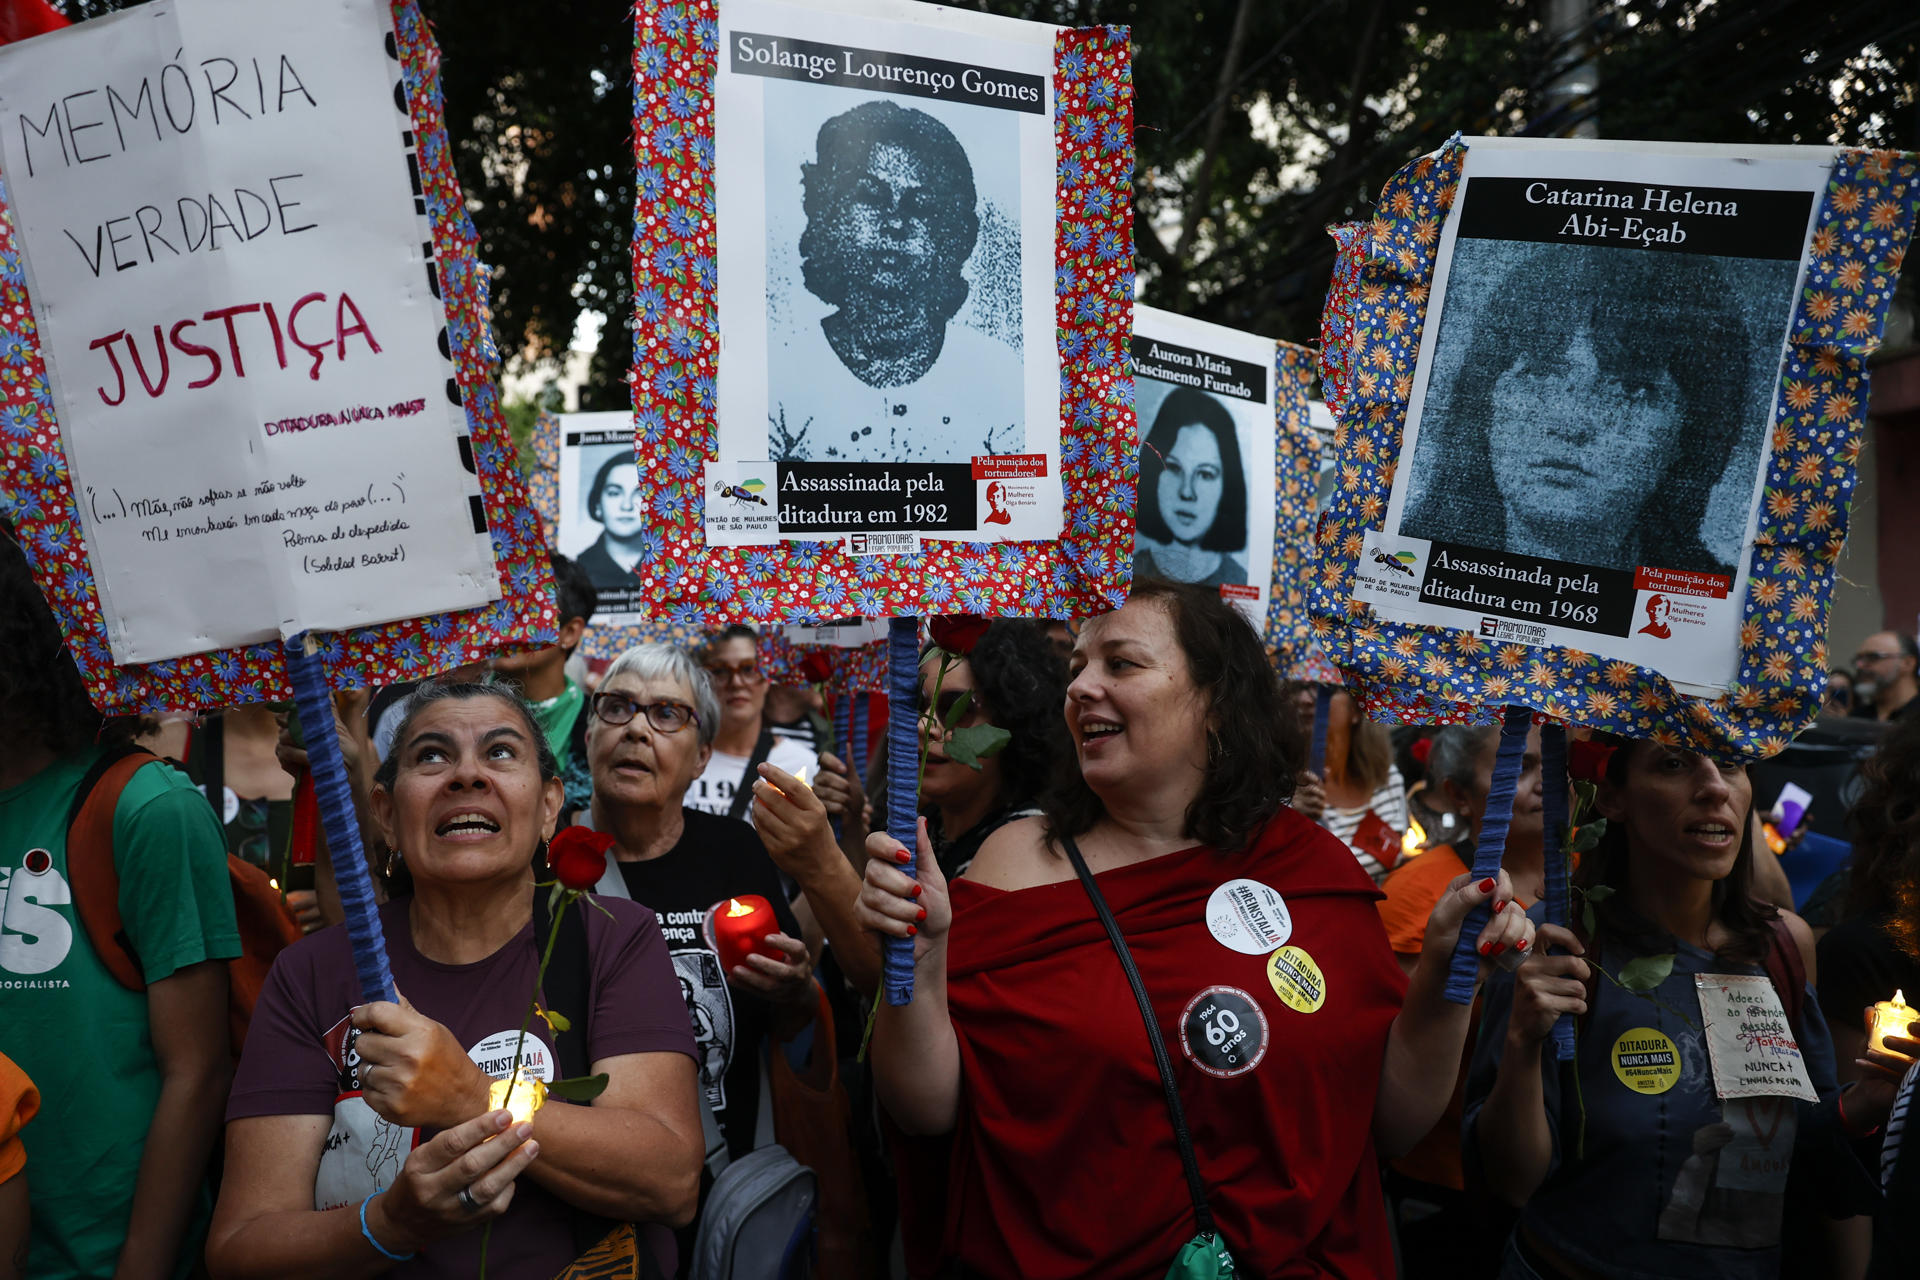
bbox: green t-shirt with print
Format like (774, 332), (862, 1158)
(0, 748), (242, 1280)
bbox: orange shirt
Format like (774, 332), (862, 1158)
(0, 1052), (39, 1184)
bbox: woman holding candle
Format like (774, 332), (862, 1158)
(855, 581), (1535, 1277)
(208, 681), (703, 1279)
(578, 642), (825, 1171)
(1466, 737), (1894, 1280)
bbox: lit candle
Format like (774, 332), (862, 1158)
(487, 1065), (547, 1125)
(1868, 990), (1917, 1055)
(1401, 818), (1427, 861)
(708, 895), (784, 973)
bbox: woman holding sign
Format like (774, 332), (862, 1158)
(209, 682), (703, 1279)
(856, 582), (1535, 1278)
(1465, 739), (1903, 1279)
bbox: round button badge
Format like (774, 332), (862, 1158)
(1611, 1027), (1681, 1095)
(1179, 985), (1270, 1079)
(1204, 878), (1292, 955)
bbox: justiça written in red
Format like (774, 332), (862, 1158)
(87, 292), (382, 405)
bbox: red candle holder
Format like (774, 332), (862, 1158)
(706, 895), (784, 973)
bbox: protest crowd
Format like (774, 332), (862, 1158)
(5, 532), (1920, 1278)
(3, 1), (1919, 1279)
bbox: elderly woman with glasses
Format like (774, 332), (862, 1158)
(578, 643), (821, 1176)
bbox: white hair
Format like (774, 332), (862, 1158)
(599, 641), (721, 747)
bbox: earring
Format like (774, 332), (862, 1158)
(385, 847), (404, 877)
(537, 838), (551, 869)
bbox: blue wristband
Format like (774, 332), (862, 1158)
(359, 1189), (416, 1262)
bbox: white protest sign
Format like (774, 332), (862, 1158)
(0, 0), (497, 663)
(709, 0), (1061, 550)
(1129, 305), (1278, 628)
(1695, 973), (1818, 1103)
(555, 412), (647, 626)
(1351, 138), (1829, 698)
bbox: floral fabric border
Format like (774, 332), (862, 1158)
(1264, 341), (1320, 672)
(1310, 142), (1918, 758)
(628, 3), (1135, 626)
(0, 2), (554, 713)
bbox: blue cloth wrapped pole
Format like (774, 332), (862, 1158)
(850, 693), (870, 786)
(1444, 705), (1532, 1005)
(1540, 724), (1575, 1060)
(831, 691), (852, 841)
(1307, 685), (1333, 778)
(883, 617), (921, 1006)
(284, 634), (397, 1006)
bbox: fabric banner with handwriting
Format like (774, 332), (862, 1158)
(1312, 138), (1918, 757)
(631, 0), (1135, 624)
(0, 0), (497, 665)
(0, 1), (554, 711)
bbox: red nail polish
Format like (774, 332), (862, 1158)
(910, 883), (923, 898)
(1478, 942), (1492, 956)
(1489, 943), (1506, 958)
(1493, 899), (1507, 913)
(907, 924), (917, 937)
(916, 907), (927, 922)
(894, 850), (911, 865)
(1517, 937), (1531, 952)
(1479, 878), (1496, 893)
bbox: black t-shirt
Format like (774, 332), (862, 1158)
(615, 807), (801, 1159)
(1815, 909), (1920, 1035)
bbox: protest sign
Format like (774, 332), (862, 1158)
(1313, 138), (1918, 758)
(557, 412), (650, 624)
(0, 0), (500, 665)
(525, 410), (705, 661)
(1126, 307), (1318, 669)
(1, 1), (555, 711)
(631, 0), (1135, 624)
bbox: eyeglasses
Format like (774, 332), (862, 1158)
(704, 662), (763, 686)
(1854, 651), (1903, 665)
(591, 693), (700, 734)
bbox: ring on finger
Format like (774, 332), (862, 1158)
(458, 1185), (484, 1215)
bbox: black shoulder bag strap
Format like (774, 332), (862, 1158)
(725, 726), (777, 822)
(1062, 835), (1218, 1244)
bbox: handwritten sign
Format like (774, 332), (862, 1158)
(1695, 973), (1817, 1103)
(0, 0), (497, 663)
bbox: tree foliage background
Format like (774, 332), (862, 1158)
(51, 0), (1920, 412)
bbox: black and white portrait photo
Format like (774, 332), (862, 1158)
(1399, 240), (1795, 578)
(562, 440), (645, 595)
(763, 81), (1025, 463)
(1131, 383), (1252, 590)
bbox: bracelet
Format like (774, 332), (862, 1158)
(359, 1189), (417, 1263)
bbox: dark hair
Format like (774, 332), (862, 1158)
(371, 681), (559, 793)
(955, 620), (1072, 815)
(800, 100), (977, 325)
(547, 550), (598, 646)
(1575, 737), (1776, 966)
(1044, 580), (1300, 854)
(0, 522), (146, 756)
(1846, 716), (1920, 954)
(585, 449), (638, 525)
(1402, 248), (1752, 577)
(1134, 387), (1248, 552)
(701, 624), (759, 664)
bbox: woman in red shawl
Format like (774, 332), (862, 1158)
(858, 582), (1536, 1278)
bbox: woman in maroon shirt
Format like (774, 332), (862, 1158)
(858, 582), (1537, 1278)
(208, 683), (702, 1279)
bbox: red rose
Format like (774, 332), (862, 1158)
(929, 615), (991, 655)
(1568, 738), (1617, 785)
(1409, 736), (1433, 766)
(547, 827), (613, 891)
(799, 651), (834, 685)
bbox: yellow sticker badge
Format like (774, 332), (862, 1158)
(1266, 945), (1326, 1014)
(1612, 1027), (1681, 1095)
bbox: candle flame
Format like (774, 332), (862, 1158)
(792, 765), (809, 789)
(725, 897), (756, 918)
(1898, 989), (1908, 1007)
(1401, 819), (1426, 860)
(487, 1068), (547, 1125)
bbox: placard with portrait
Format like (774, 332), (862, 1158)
(1313, 138), (1918, 757)
(630, 0), (1135, 624)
